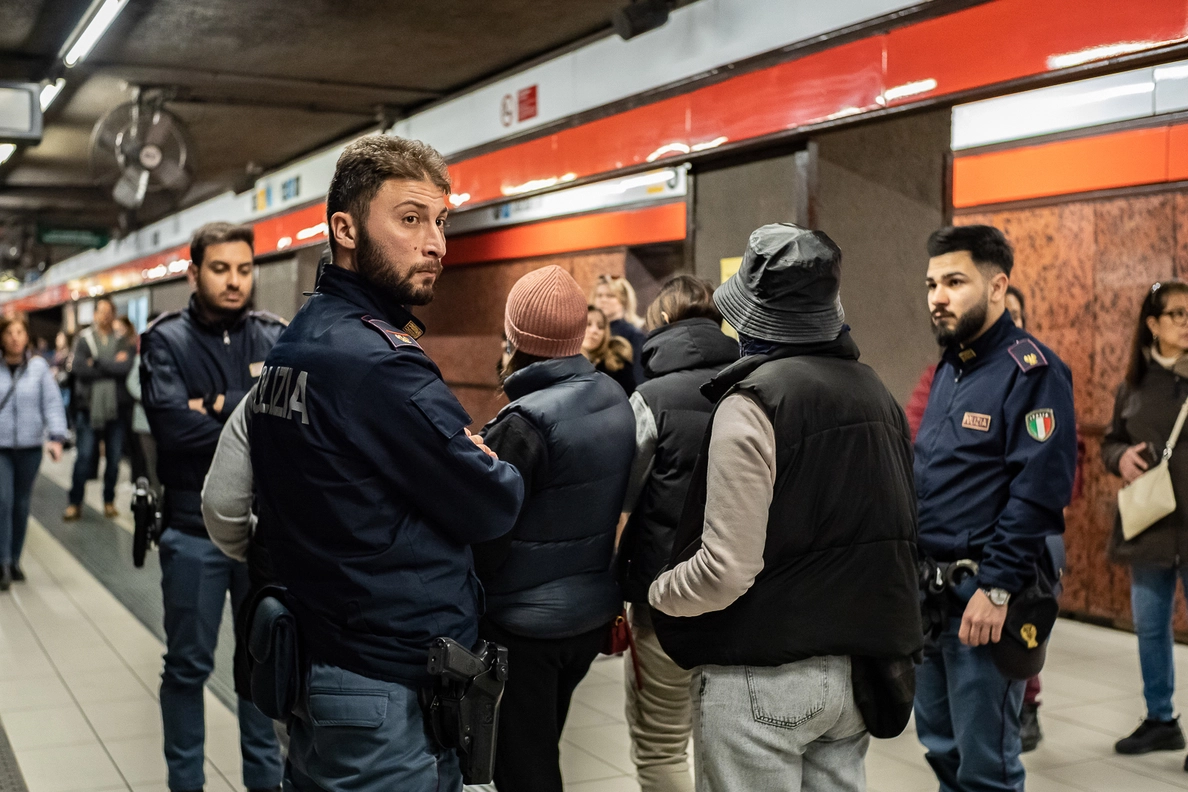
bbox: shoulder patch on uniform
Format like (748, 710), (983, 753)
(144, 310), (183, 334)
(1008, 339), (1048, 374)
(250, 309), (289, 327)
(362, 315), (422, 351)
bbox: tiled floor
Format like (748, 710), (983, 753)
(8, 460), (1188, 790)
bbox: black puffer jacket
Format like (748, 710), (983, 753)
(618, 318), (738, 603)
(1104, 358), (1188, 567)
(476, 355), (636, 639)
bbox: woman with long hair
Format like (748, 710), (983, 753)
(1105, 280), (1188, 759)
(474, 265), (636, 792)
(0, 315), (67, 589)
(593, 273), (647, 383)
(618, 274), (738, 792)
(582, 306), (636, 395)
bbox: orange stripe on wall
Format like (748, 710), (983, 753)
(443, 202), (687, 266)
(952, 126), (1172, 208)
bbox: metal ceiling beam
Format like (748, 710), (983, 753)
(80, 62), (445, 99)
(163, 90), (384, 117)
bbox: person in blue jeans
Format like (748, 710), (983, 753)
(914, 226), (1077, 792)
(0, 315), (67, 589)
(141, 222), (286, 792)
(1103, 280), (1188, 764)
(64, 297), (134, 520)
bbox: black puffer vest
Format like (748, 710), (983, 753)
(484, 355), (636, 639)
(618, 318), (738, 603)
(652, 334), (923, 668)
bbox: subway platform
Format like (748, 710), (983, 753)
(0, 451), (1186, 792)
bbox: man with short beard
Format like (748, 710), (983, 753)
(139, 222), (286, 792)
(248, 135), (524, 791)
(913, 225), (1077, 792)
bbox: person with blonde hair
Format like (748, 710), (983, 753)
(594, 273), (647, 382)
(582, 306), (636, 394)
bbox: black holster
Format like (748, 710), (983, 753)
(243, 585), (302, 721)
(420, 637), (509, 786)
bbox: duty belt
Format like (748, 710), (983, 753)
(919, 557), (979, 644)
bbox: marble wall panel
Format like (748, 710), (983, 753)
(1174, 193), (1188, 279)
(1092, 195), (1175, 429)
(961, 189), (1187, 629)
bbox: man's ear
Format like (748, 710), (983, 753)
(330, 212), (357, 251)
(186, 261), (199, 289)
(989, 271), (1010, 303)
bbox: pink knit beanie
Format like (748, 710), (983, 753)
(504, 265), (588, 358)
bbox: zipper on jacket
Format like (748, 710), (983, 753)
(223, 330), (230, 347)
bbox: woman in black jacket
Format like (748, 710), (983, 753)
(617, 275), (738, 792)
(1104, 280), (1188, 758)
(475, 265), (636, 792)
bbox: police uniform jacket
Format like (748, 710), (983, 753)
(915, 311), (1077, 593)
(250, 264), (525, 686)
(140, 295), (285, 536)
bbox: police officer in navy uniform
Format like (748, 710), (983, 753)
(140, 222), (285, 792)
(913, 225), (1077, 791)
(250, 135), (524, 791)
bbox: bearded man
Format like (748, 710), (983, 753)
(140, 221), (287, 792)
(912, 224), (1077, 792)
(248, 134), (524, 791)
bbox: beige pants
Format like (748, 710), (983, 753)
(626, 604), (695, 792)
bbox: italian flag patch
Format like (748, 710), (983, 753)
(1025, 409), (1055, 442)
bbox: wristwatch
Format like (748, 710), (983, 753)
(982, 587), (1011, 607)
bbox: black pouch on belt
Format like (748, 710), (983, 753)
(244, 584), (302, 721)
(851, 654), (918, 739)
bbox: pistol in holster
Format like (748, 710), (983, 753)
(420, 637), (509, 786)
(131, 477), (163, 568)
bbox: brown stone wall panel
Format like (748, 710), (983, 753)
(1069, 435), (1132, 620)
(420, 335), (503, 389)
(1091, 195), (1175, 428)
(566, 251), (628, 302)
(1175, 193), (1188, 279)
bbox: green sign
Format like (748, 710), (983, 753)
(37, 227), (110, 248)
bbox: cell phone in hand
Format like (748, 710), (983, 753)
(1141, 442), (1159, 467)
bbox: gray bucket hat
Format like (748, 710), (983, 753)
(714, 223), (845, 344)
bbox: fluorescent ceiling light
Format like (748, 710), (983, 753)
(40, 79), (65, 111)
(1047, 39), (1182, 71)
(63, 0), (129, 67)
(884, 78), (939, 103)
(0, 144), (16, 165)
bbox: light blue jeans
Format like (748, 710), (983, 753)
(692, 656), (867, 792)
(1131, 565), (1188, 721)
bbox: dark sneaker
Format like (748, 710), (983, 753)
(1116, 718), (1186, 754)
(9, 563), (24, 582)
(1021, 702), (1043, 752)
(0, 565), (10, 591)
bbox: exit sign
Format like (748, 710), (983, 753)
(37, 227), (110, 248)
